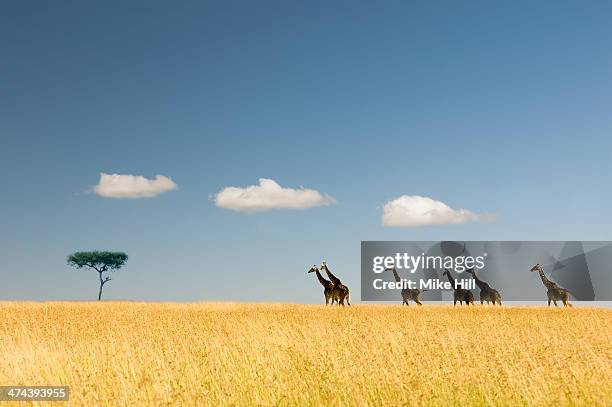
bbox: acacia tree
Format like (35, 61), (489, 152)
(67, 251), (128, 300)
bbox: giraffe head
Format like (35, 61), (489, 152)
(530, 264), (543, 273)
(320, 261), (328, 271)
(465, 268), (475, 275)
(384, 266), (396, 273)
(307, 265), (319, 274)
(442, 269), (449, 277)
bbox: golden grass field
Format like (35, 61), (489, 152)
(0, 303), (610, 406)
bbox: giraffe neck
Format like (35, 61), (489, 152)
(315, 270), (331, 288)
(323, 264), (341, 284)
(470, 272), (487, 289)
(391, 268), (401, 283)
(538, 269), (555, 289)
(445, 271), (455, 286)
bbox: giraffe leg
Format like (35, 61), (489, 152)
(553, 299), (558, 307)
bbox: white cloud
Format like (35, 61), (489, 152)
(382, 195), (494, 227)
(214, 178), (335, 212)
(93, 173), (178, 199)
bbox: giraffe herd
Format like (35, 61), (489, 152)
(308, 262), (573, 307)
(308, 262), (351, 306)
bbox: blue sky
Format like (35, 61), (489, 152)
(1, 1), (611, 301)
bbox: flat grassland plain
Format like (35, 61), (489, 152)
(0, 303), (610, 406)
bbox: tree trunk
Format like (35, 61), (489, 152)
(98, 272), (104, 301)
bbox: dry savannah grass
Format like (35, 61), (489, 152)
(0, 303), (610, 406)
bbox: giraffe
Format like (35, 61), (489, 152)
(320, 261), (351, 306)
(307, 265), (335, 305)
(465, 268), (502, 305)
(530, 263), (572, 307)
(386, 266), (427, 305)
(443, 268), (474, 306)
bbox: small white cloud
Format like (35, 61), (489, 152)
(382, 195), (494, 227)
(93, 173), (178, 199)
(214, 178), (335, 212)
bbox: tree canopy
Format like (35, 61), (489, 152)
(67, 251), (128, 300)
(67, 251), (128, 272)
